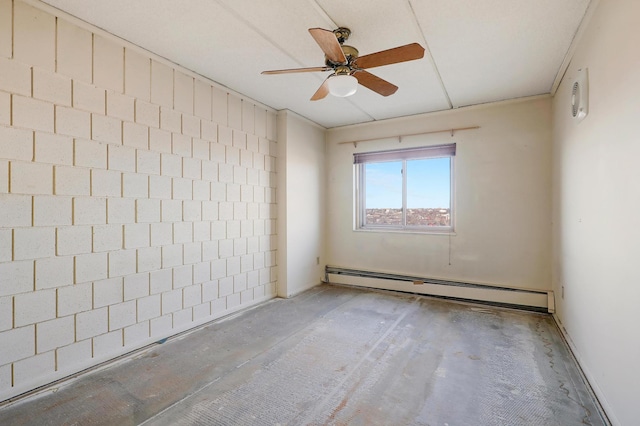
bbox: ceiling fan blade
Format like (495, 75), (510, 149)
(354, 70), (398, 96)
(261, 66), (331, 75)
(355, 43), (425, 69)
(310, 78), (330, 101)
(309, 28), (347, 64)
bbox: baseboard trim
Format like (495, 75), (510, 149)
(326, 266), (551, 312)
(551, 314), (615, 426)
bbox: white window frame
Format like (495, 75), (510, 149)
(354, 143), (455, 233)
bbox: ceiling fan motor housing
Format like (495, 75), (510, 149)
(326, 45), (359, 67)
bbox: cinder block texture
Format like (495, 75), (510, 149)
(35, 133), (73, 166)
(137, 294), (161, 322)
(33, 67), (72, 106)
(0, 0), (12, 59)
(73, 80), (105, 114)
(0, 193), (32, 227)
(13, 95), (54, 132)
(0, 260), (34, 297)
(124, 273), (149, 301)
(94, 277), (124, 308)
(194, 80), (212, 120)
(0, 325), (35, 365)
(0, 93), (10, 126)
(0, 229), (11, 262)
(13, 1), (55, 71)
(93, 330), (123, 360)
(0, 6), (278, 403)
(125, 49), (150, 102)
(75, 253), (108, 283)
(124, 321), (149, 347)
(10, 161), (53, 195)
(212, 87), (228, 126)
(14, 227), (55, 260)
(110, 300), (137, 330)
(33, 195), (72, 226)
(37, 316), (75, 353)
(35, 256), (74, 289)
(76, 307), (108, 340)
(57, 282), (92, 316)
(151, 61), (173, 108)
(73, 197), (106, 225)
(0, 58), (31, 97)
(56, 340), (91, 373)
(94, 35), (123, 92)
(56, 19), (92, 81)
(56, 106), (91, 139)
(0, 296), (12, 332)
(14, 289), (56, 326)
(0, 126), (33, 162)
(13, 352), (55, 389)
(74, 139), (107, 169)
(54, 166), (90, 196)
(107, 91), (135, 122)
(92, 114), (122, 144)
(174, 71), (193, 114)
(135, 100), (159, 128)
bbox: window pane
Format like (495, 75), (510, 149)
(364, 161), (402, 225)
(406, 158), (451, 227)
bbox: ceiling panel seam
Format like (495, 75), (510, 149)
(214, 0), (375, 122)
(306, 0), (338, 29)
(306, 0), (375, 121)
(407, 0), (453, 109)
(550, 0), (599, 95)
(212, 0), (307, 71)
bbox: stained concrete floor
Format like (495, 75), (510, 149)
(0, 284), (607, 425)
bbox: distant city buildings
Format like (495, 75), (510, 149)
(366, 208), (450, 227)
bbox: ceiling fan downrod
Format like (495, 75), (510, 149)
(333, 27), (351, 44)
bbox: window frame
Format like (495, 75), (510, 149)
(354, 143), (456, 234)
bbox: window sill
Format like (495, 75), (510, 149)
(355, 227), (456, 236)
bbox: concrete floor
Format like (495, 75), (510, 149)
(0, 284), (607, 425)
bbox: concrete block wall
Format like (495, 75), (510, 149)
(0, 0), (278, 401)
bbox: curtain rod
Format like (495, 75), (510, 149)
(337, 125), (480, 147)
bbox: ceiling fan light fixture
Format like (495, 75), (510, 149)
(327, 74), (358, 98)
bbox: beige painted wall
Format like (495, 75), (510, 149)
(552, 0), (640, 424)
(277, 110), (326, 297)
(326, 97), (552, 291)
(0, 0), (278, 401)
(2, 1), (634, 422)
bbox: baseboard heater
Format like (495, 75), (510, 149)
(325, 266), (553, 313)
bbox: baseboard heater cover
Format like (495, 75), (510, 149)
(325, 266), (552, 313)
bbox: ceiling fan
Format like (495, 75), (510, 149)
(261, 27), (425, 101)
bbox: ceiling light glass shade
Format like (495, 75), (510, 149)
(327, 74), (358, 97)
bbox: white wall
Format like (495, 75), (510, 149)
(0, 0), (278, 401)
(326, 97), (552, 292)
(551, 1), (640, 424)
(277, 110), (325, 297)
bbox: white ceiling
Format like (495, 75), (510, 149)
(40, 0), (591, 128)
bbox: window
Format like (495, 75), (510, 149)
(355, 143), (455, 232)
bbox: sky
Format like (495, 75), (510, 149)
(364, 158), (451, 209)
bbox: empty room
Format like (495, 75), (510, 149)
(0, 0), (637, 424)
